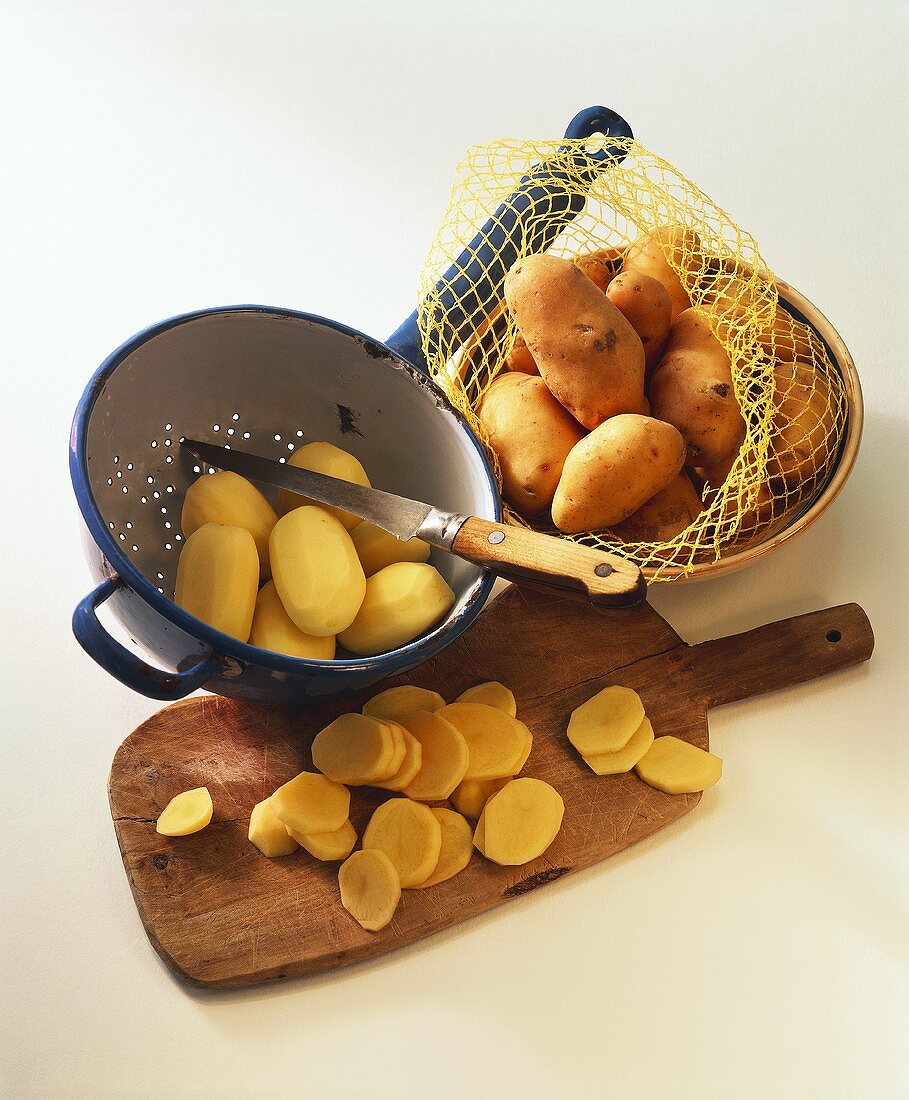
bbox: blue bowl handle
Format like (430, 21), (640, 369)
(386, 104), (633, 372)
(73, 576), (218, 700)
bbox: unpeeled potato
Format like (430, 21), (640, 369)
(573, 246), (625, 293)
(505, 331), (539, 374)
(611, 472), (703, 542)
(606, 270), (672, 374)
(624, 225), (702, 321)
(504, 253), (645, 430)
(767, 361), (837, 487)
(552, 414), (686, 533)
(649, 309), (744, 468)
(477, 373), (584, 516)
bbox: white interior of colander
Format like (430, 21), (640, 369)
(84, 310), (498, 642)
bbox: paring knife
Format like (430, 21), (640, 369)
(181, 439), (646, 608)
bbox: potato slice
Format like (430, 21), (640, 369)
(451, 777), (511, 820)
(374, 723), (423, 791)
(414, 808), (474, 888)
(455, 681), (517, 716)
(270, 772), (350, 835)
(156, 787), (213, 837)
(635, 736), (723, 794)
(473, 813), (487, 855)
(338, 849), (401, 932)
(248, 796), (299, 857)
(479, 778), (564, 866)
(399, 710), (469, 801)
(438, 703), (531, 781)
(582, 717), (655, 776)
(363, 684), (446, 721)
(567, 685), (645, 756)
(362, 798), (443, 888)
(311, 713), (401, 785)
(287, 819), (357, 862)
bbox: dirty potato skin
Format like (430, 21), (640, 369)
(504, 254), (645, 430)
(766, 361), (837, 486)
(606, 270), (672, 375)
(478, 373), (585, 515)
(505, 331), (539, 374)
(649, 309), (744, 467)
(611, 472), (703, 542)
(551, 414), (686, 533)
(624, 225), (702, 321)
(573, 246), (625, 293)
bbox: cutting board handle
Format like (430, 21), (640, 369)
(687, 603), (874, 708)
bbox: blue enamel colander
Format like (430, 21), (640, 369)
(69, 106), (634, 704)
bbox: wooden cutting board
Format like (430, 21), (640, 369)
(109, 587), (873, 988)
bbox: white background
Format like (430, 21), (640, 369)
(2, 2), (907, 1097)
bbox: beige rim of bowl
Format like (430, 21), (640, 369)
(646, 278), (863, 582)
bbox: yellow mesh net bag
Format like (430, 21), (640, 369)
(416, 134), (849, 580)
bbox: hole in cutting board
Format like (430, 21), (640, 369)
(826, 629), (842, 643)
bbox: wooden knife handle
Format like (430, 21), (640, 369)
(451, 517), (646, 608)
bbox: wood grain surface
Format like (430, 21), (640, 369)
(109, 587), (873, 988)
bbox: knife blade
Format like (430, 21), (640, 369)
(182, 439), (466, 549)
(180, 438), (646, 608)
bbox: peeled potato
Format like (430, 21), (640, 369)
(414, 808), (474, 888)
(362, 798), (443, 888)
(249, 581), (336, 660)
(451, 776), (510, 820)
(350, 521), (430, 577)
(455, 681), (516, 716)
(277, 441), (371, 529)
(398, 710), (470, 801)
(248, 796), (299, 857)
(338, 562), (455, 657)
(374, 723), (423, 791)
(582, 717), (655, 776)
(473, 813), (487, 855)
(338, 849), (401, 932)
(174, 523), (259, 641)
(270, 771), (350, 836)
(567, 686), (645, 756)
(438, 703), (532, 781)
(156, 787), (213, 837)
(635, 736), (722, 794)
(311, 713), (402, 786)
(269, 506), (366, 637)
(288, 819), (357, 862)
(363, 685), (446, 721)
(478, 778), (564, 866)
(182, 470), (278, 580)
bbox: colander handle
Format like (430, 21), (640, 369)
(385, 104), (633, 372)
(73, 577), (217, 700)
